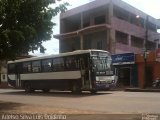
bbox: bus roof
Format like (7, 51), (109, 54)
(8, 49), (109, 64)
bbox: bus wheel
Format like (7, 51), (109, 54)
(42, 89), (50, 93)
(72, 82), (81, 94)
(90, 90), (97, 94)
(24, 82), (34, 93)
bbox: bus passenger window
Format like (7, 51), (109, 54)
(42, 59), (52, 72)
(74, 59), (79, 69)
(8, 64), (16, 74)
(53, 58), (64, 71)
(23, 62), (31, 73)
(32, 61), (41, 73)
(65, 56), (77, 70)
(23, 62), (32, 73)
(80, 58), (85, 69)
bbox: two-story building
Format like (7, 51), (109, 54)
(54, 0), (160, 88)
(54, 0), (160, 54)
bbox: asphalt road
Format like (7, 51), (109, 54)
(0, 89), (160, 114)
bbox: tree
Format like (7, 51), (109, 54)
(0, 0), (68, 60)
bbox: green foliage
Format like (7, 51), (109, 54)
(0, 0), (69, 60)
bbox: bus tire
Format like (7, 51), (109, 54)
(90, 90), (97, 94)
(24, 82), (34, 93)
(72, 82), (81, 94)
(42, 89), (50, 93)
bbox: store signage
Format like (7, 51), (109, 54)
(112, 53), (135, 65)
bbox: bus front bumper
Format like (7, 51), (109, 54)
(94, 83), (110, 91)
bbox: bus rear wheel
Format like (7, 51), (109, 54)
(24, 82), (34, 93)
(90, 90), (97, 94)
(42, 89), (50, 93)
(72, 82), (81, 94)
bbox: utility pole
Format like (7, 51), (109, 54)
(143, 15), (149, 88)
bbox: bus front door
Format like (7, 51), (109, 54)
(15, 63), (21, 88)
(81, 70), (91, 90)
(80, 57), (91, 90)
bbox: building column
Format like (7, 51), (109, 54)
(106, 30), (110, 51)
(90, 15), (94, 26)
(108, 0), (113, 24)
(79, 12), (84, 50)
(59, 39), (62, 53)
(80, 35), (83, 50)
(60, 20), (64, 33)
(81, 12), (83, 29)
(128, 35), (131, 46)
(108, 0), (116, 54)
(109, 29), (116, 54)
(105, 5), (109, 24)
(107, 29), (116, 53)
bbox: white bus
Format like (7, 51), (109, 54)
(7, 50), (116, 93)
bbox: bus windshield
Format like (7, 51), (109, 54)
(92, 56), (112, 75)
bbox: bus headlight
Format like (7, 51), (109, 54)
(112, 80), (115, 83)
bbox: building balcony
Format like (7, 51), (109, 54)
(54, 24), (111, 39)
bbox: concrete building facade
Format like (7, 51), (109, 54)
(54, 0), (160, 54)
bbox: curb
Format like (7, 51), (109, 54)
(125, 88), (160, 92)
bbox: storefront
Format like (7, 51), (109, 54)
(136, 49), (160, 88)
(155, 49), (160, 80)
(112, 53), (138, 87)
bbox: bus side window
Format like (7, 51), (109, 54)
(53, 58), (64, 71)
(8, 64), (16, 74)
(74, 59), (79, 70)
(23, 62), (31, 73)
(16, 63), (22, 74)
(32, 61), (41, 73)
(42, 59), (52, 72)
(80, 58), (85, 69)
(65, 56), (77, 70)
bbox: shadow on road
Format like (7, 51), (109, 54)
(0, 101), (23, 112)
(0, 89), (113, 98)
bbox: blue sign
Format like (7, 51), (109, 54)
(112, 53), (135, 65)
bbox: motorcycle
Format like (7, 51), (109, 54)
(152, 78), (160, 88)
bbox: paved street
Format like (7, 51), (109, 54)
(0, 89), (160, 114)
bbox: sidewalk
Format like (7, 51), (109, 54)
(125, 88), (160, 92)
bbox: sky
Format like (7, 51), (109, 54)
(29, 0), (160, 56)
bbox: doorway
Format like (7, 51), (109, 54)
(145, 66), (153, 87)
(118, 67), (131, 87)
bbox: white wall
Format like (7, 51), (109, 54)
(1, 74), (7, 82)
